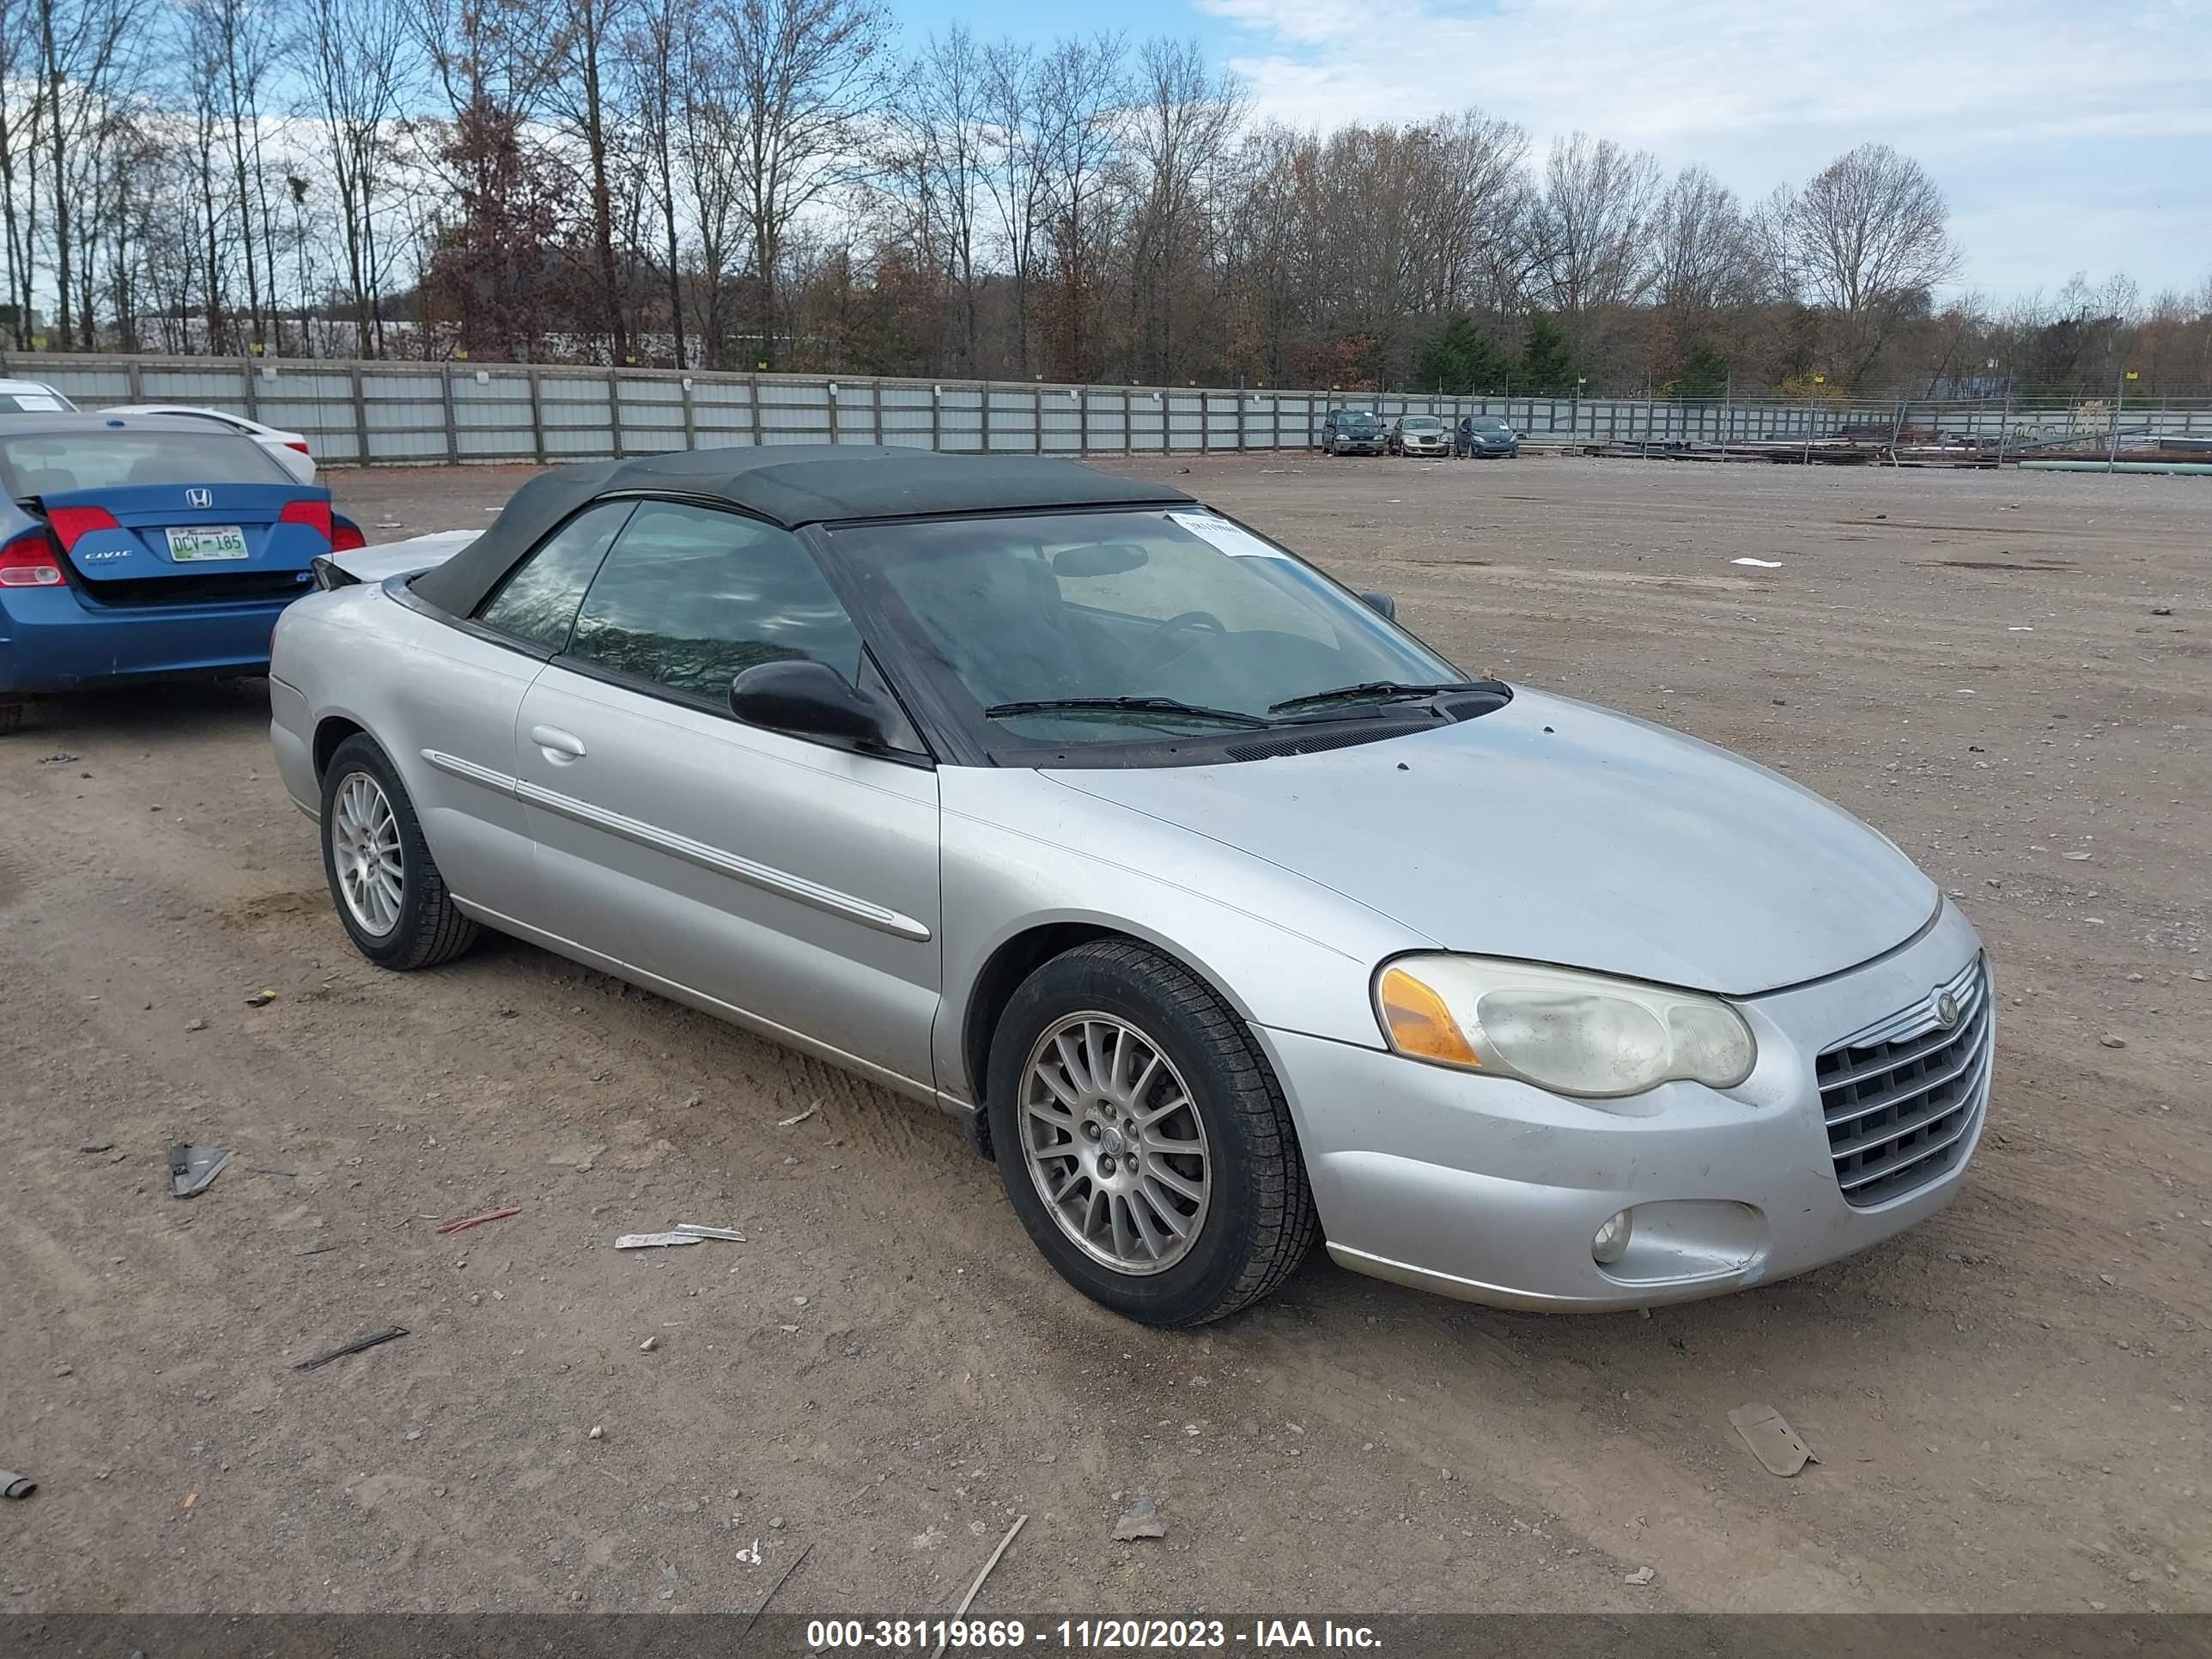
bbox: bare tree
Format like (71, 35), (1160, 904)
(1030, 31), (1123, 380)
(1121, 37), (1237, 382)
(37, 0), (144, 348)
(704, 0), (891, 368)
(1652, 165), (1750, 316)
(1778, 142), (1959, 379)
(1533, 131), (1659, 319)
(628, 0), (689, 366)
(548, 0), (636, 362)
(298, 0), (415, 356)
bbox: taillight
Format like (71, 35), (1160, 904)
(286, 441), (311, 454)
(0, 526), (64, 586)
(331, 519), (367, 552)
(46, 504), (119, 550)
(279, 500), (333, 544)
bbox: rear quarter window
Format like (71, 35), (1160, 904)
(0, 430), (291, 495)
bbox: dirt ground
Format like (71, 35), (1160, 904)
(3, 451), (2207, 1617)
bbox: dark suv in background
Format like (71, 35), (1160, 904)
(1319, 409), (1386, 456)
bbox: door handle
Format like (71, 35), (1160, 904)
(531, 725), (586, 763)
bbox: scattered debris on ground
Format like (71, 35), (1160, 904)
(777, 1103), (819, 1127)
(615, 1231), (702, 1249)
(166, 1142), (230, 1198)
(1112, 1492), (1166, 1541)
(673, 1222), (744, 1242)
(434, 1206), (520, 1236)
(1, 1472), (34, 1499)
(1729, 1402), (1819, 1476)
(294, 1327), (409, 1372)
(938, 1516), (1028, 1653)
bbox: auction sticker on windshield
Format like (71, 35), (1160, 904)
(1168, 512), (1288, 560)
(166, 525), (249, 562)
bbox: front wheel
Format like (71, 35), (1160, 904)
(319, 733), (480, 970)
(986, 940), (1318, 1326)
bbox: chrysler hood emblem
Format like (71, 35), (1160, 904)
(1934, 991), (1961, 1029)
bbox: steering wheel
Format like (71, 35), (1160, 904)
(1130, 610), (1225, 678)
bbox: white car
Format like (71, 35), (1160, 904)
(99, 404), (316, 483)
(0, 378), (76, 414)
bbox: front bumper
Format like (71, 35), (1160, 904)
(1254, 902), (1989, 1310)
(0, 583), (295, 696)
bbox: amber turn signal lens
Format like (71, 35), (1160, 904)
(1377, 966), (1481, 1068)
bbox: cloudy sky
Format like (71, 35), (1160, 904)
(904, 0), (2212, 301)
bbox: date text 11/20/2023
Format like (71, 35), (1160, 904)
(805, 1619), (1382, 1650)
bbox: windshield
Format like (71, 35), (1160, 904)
(1470, 417), (1507, 432)
(1342, 416), (1379, 432)
(1401, 417), (1441, 431)
(829, 507), (1465, 748)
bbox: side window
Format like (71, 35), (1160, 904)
(566, 501), (864, 699)
(476, 501), (635, 651)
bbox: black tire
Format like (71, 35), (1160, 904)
(986, 939), (1318, 1326)
(0, 702), (23, 736)
(319, 733), (480, 970)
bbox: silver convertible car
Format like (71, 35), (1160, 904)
(270, 447), (1991, 1326)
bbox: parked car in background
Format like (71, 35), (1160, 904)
(273, 445), (1990, 1328)
(0, 413), (362, 732)
(1455, 415), (1520, 459)
(100, 404), (316, 483)
(1389, 415), (1450, 458)
(0, 379), (76, 414)
(1319, 410), (1385, 456)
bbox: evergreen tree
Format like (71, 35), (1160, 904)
(1517, 313), (1577, 395)
(1675, 345), (1730, 399)
(1413, 313), (1505, 395)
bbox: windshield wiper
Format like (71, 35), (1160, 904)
(1267, 680), (1491, 716)
(984, 696), (1271, 728)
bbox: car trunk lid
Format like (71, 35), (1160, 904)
(43, 482), (331, 604)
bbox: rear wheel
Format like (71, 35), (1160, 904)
(0, 702), (23, 736)
(319, 733), (479, 970)
(987, 940), (1317, 1326)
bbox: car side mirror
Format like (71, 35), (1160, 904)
(729, 659), (894, 746)
(1358, 590), (1396, 621)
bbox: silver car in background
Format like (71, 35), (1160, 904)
(270, 447), (1990, 1326)
(1389, 416), (1450, 458)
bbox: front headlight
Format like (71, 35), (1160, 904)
(1374, 955), (1755, 1098)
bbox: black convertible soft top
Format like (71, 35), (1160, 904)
(410, 444), (1194, 617)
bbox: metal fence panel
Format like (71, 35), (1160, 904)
(2, 353), (2203, 467)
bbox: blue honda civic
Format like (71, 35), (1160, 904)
(0, 413), (363, 732)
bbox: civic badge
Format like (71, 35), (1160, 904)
(186, 487), (212, 508)
(1933, 991), (1961, 1029)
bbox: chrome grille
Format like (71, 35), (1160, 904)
(1818, 954), (1991, 1207)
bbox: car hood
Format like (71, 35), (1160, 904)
(1043, 688), (1936, 997)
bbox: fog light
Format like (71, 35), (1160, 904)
(1592, 1209), (1633, 1266)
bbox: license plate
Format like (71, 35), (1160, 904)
(166, 525), (249, 562)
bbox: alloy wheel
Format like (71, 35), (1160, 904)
(1019, 1012), (1212, 1275)
(331, 771), (404, 937)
